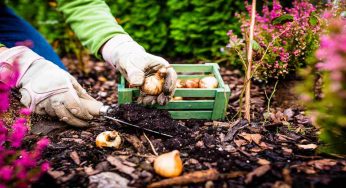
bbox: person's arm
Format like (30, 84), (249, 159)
(57, 0), (177, 105)
(0, 46), (103, 127)
(57, 0), (127, 58)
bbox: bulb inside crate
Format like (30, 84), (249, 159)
(176, 76), (218, 89)
(118, 63), (230, 120)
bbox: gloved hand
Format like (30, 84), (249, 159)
(102, 35), (177, 105)
(0, 46), (103, 127)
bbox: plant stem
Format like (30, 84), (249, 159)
(244, 0), (256, 122)
(143, 133), (158, 156)
(263, 80), (279, 124)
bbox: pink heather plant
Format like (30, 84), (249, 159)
(227, 0), (320, 81)
(297, 2), (346, 154)
(316, 13), (346, 98)
(311, 15), (346, 154)
(0, 58), (50, 187)
(316, 18), (346, 77)
(0, 61), (19, 113)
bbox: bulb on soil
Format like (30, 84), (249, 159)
(199, 76), (218, 88)
(154, 150), (183, 178)
(95, 131), (121, 149)
(141, 67), (167, 95)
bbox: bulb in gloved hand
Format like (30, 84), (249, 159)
(154, 150), (183, 177)
(95, 131), (122, 149)
(141, 67), (167, 95)
(199, 76), (218, 88)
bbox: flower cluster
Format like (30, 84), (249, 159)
(0, 60), (50, 187)
(316, 15), (346, 96)
(311, 14), (346, 154)
(227, 0), (320, 81)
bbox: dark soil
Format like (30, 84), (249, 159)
(7, 60), (345, 188)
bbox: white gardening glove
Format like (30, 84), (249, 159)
(102, 35), (177, 105)
(0, 46), (103, 127)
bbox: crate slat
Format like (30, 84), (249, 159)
(169, 111), (212, 119)
(211, 87), (231, 120)
(156, 100), (214, 109)
(209, 63), (225, 88)
(119, 76), (126, 88)
(177, 75), (213, 79)
(118, 88), (133, 104)
(130, 88), (217, 97)
(174, 89), (216, 97)
(172, 64), (213, 73)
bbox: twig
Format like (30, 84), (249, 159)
(224, 123), (247, 142)
(148, 169), (245, 188)
(143, 133), (158, 156)
(263, 80), (279, 124)
(231, 79), (249, 120)
(244, 0), (256, 122)
(148, 169), (218, 188)
(229, 38), (247, 70)
(133, 153), (156, 158)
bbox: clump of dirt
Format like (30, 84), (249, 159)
(7, 61), (345, 188)
(108, 104), (192, 137)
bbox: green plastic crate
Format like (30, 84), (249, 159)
(118, 63), (230, 120)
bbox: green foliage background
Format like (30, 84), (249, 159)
(6, 0), (244, 60)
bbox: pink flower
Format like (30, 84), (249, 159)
(314, 15), (346, 97)
(322, 11), (333, 19)
(16, 151), (36, 168)
(10, 119), (28, 148)
(32, 137), (50, 159)
(41, 162), (50, 172)
(16, 167), (28, 180)
(0, 121), (7, 144)
(293, 50), (300, 56)
(32, 138), (50, 159)
(0, 84), (10, 112)
(0, 166), (13, 181)
(0, 50), (48, 187)
(19, 108), (31, 116)
(36, 138), (50, 151)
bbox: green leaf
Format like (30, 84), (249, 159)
(252, 40), (260, 51)
(309, 15), (318, 26)
(272, 14), (294, 25)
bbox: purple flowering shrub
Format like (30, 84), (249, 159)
(0, 60), (50, 187)
(227, 0), (320, 81)
(298, 10), (346, 155)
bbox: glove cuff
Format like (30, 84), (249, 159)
(0, 46), (43, 87)
(101, 34), (145, 67)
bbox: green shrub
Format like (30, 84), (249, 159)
(7, 0), (244, 61)
(106, 0), (169, 54)
(167, 0), (244, 59)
